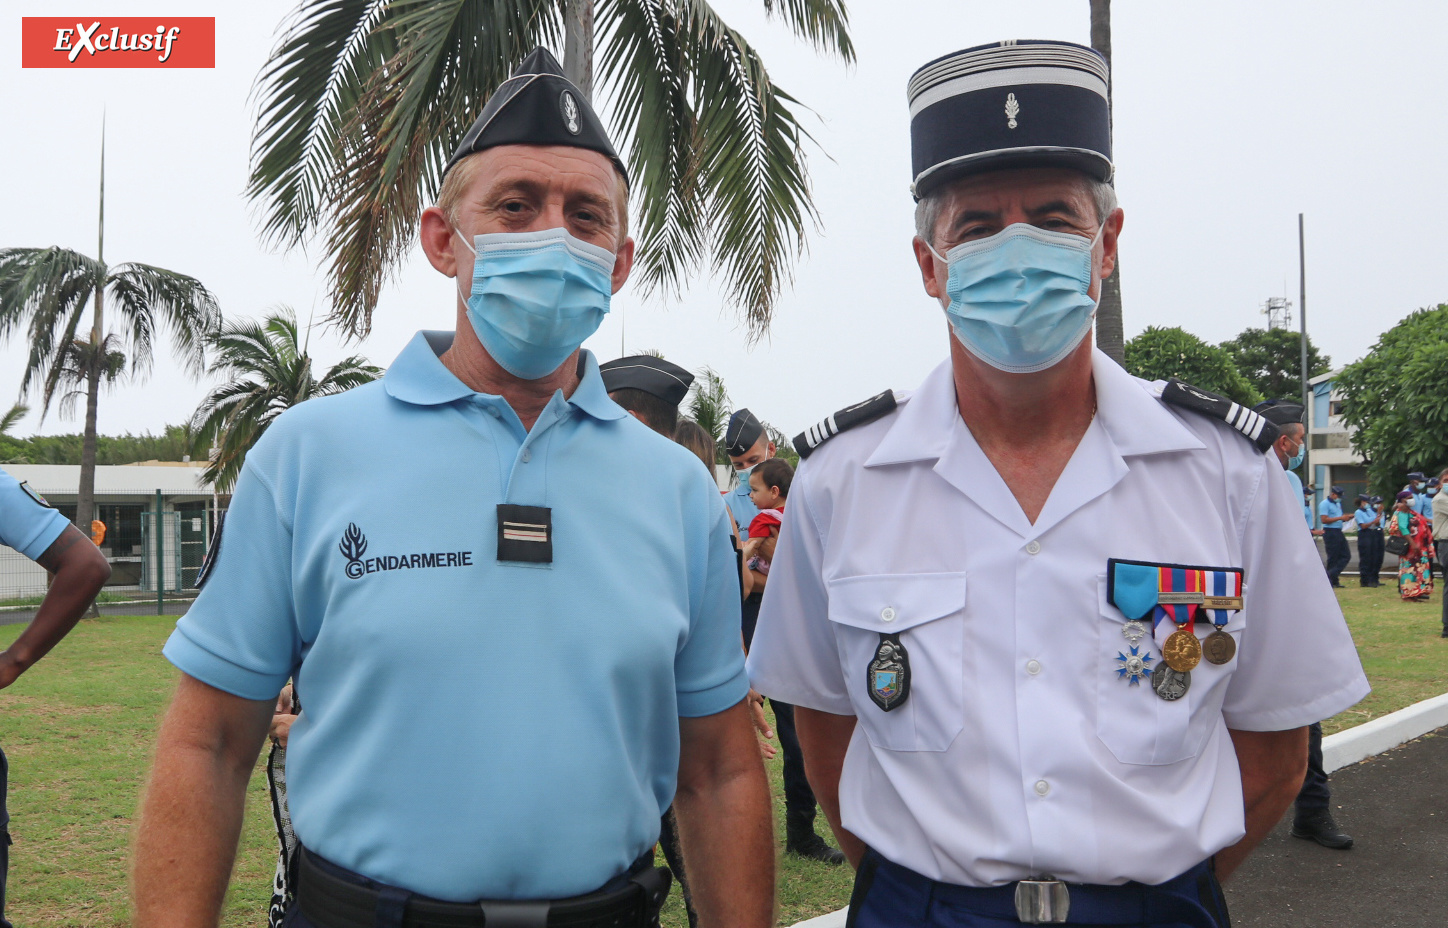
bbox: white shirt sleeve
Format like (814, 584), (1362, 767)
(1222, 456), (1370, 731)
(745, 463), (854, 714)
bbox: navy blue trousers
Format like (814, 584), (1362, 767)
(1294, 722), (1331, 815)
(845, 850), (1229, 928)
(1323, 530), (1351, 585)
(1357, 529), (1384, 586)
(1, 747), (11, 928)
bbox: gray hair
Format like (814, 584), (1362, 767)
(914, 174), (1119, 249)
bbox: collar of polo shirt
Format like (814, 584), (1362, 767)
(384, 331), (627, 421)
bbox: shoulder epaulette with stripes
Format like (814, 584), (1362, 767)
(1159, 379), (1280, 453)
(794, 390), (898, 460)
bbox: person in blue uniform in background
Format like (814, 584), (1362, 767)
(0, 467), (110, 927)
(132, 49), (773, 928)
(1319, 485), (1352, 587)
(1354, 494), (1384, 588)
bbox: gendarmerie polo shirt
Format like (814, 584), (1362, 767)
(747, 349), (1368, 888)
(0, 467), (68, 559)
(165, 332), (747, 901)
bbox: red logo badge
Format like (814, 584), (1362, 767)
(21, 18), (215, 68)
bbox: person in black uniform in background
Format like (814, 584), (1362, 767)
(1355, 494), (1385, 588)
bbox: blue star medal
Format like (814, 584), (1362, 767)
(1115, 645), (1154, 686)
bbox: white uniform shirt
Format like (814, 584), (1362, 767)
(746, 350), (1369, 888)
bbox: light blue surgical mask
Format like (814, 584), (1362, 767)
(734, 463), (757, 487)
(1287, 440), (1305, 470)
(454, 227), (615, 380)
(929, 223), (1102, 374)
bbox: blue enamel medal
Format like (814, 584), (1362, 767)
(1114, 645), (1154, 686)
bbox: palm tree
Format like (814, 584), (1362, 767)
(189, 308), (383, 492)
(0, 132), (220, 532)
(1089, 0), (1125, 365)
(0, 404), (27, 438)
(247, 0), (853, 340)
(686, 365), (731, 463)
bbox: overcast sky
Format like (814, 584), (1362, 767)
(3, 0), (1445, 443)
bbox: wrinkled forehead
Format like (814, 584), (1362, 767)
(457, 144), (626, 208)
(934, 165), (1096, 216)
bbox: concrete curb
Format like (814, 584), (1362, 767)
(1322, 692), (1448, 773)
(786, 692), (1448, 928)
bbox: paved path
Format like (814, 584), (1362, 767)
(1225, 726), (1448, 927)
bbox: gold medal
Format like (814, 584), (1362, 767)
(1203, 629), (1236, 665)
(1163, 628), (1201, 672)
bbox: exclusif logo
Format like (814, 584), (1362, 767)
(21, 18), (216, 68)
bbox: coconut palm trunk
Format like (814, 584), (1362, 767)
(76, 128), (107, 533)
(563, 0), (594, 100)
(1090, 0), (1125, 366)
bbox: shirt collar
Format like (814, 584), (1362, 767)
(384, 332), (626, 421)
(866, 348), (1204, 468)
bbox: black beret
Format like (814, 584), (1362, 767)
(908, 40), (1112, 199)
(600, 355), (694, 408)
(725, 409), (765, 458)
(444, 47), (629, 187)
(1252, 399), (1305, 426)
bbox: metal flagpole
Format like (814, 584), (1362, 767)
(1298, 214), (1310, 488)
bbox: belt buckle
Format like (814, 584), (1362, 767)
(1014, 877), (1069, 924)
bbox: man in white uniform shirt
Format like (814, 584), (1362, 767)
(747, 40), (1369, 927)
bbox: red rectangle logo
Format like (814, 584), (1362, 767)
(21, 17), (215, 68)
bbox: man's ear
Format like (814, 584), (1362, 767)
(420, 206), (461, 278)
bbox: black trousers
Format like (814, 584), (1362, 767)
(1294, 721), (1331, 817)
(741, 591), (820, 834)
(1440, 546), (1448, 634)
(1323, 531), (1351, 585)
(0, 747), (10, 928)
(1358, 529), (1384, 586)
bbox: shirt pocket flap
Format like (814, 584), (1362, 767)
(825, 572), (968, 634)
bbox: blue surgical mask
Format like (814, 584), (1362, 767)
(1287, 441), (1305, 470)
(929, 223), (1102, 374)
(455, 227), (614, 380)
(734, 464), (757, 487)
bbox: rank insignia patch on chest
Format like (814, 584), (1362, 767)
(497, 504), (553, 564)
(867, 633), (910, 712)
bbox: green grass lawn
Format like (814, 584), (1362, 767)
(0, 581), (1441, 926)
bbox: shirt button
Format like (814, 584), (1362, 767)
(1025, 540), (1041, 555)
(520, 448), (532, 463)
(1025, 659), (1042, 675)
(880, 606), (897, 622)
(1034, 779), (1051, 797)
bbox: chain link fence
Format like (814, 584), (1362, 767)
(2, 487), (225, 622)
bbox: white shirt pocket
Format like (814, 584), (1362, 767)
(1095, 575), (1237, 766)
(825, 572), (967, 752)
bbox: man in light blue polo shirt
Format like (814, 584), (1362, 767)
(0, 466), (110, 927)
(133, 48), (772, 928)
(1319, 485), (1351, 587)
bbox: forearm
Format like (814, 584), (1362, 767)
(8, 560), (109, 669)
(1215, 726), (1309, 881)
(133, 677), (272, 927)
(795, 707), (866, 868)
(674, 704), (774, 928)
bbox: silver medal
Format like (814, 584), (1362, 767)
(1121, 620), (1147, 645)
(1151, 663), (1191, 701)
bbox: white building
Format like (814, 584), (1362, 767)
(1, 462), (224, 598)
(1306, 370), (1369, 515)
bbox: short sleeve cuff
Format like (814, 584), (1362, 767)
(676, 666), (751, 718)
(1223, 674), (1372, 732)
(162, 625), (290, 702)
(16, 512), (68, 561)
(747, 677), (855, 716)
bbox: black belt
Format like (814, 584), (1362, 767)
(295, 847), (671, 928)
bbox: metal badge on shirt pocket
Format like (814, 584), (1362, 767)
(867, 634), (910, 712)
(497, 504), (553, 564)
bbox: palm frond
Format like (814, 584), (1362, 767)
(0, 247), (105, 418)
(760, 0), (854, 61)
(189, 306), (381, 490)
(0, 403), (28, 436)
(322, 0), (559, 336)
(686, 364), (730, 444)
(247, 0), (401, 249)
(106, 263), (220, 379)
(54, 334), (127, 420)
